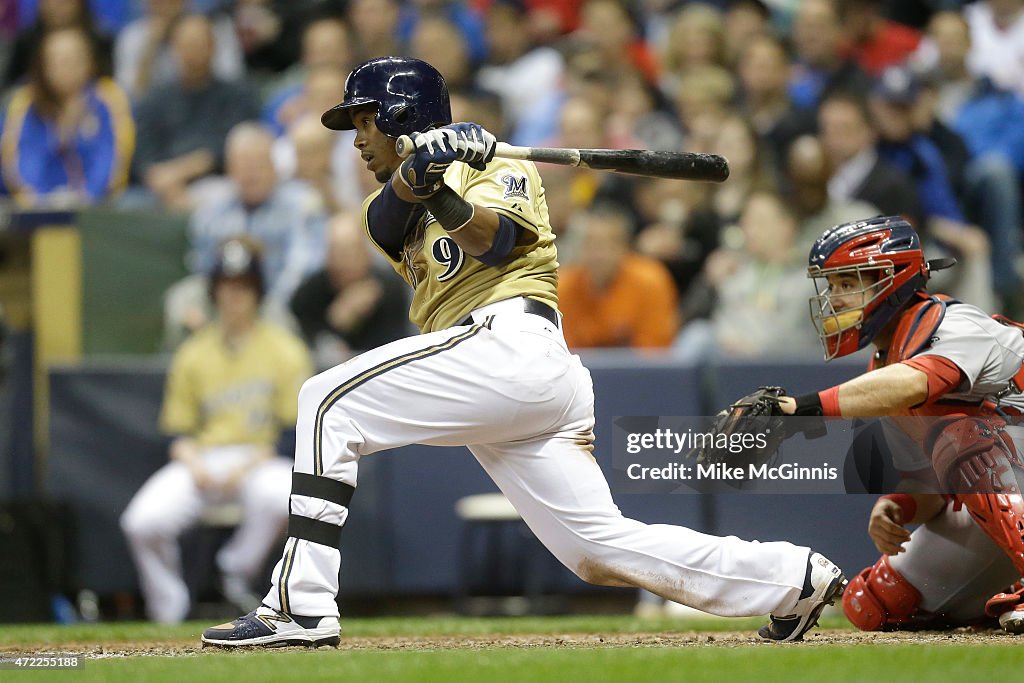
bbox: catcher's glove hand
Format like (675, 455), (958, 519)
(694, 386), (788, 468)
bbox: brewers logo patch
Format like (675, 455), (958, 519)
(501, 174), (529, 200)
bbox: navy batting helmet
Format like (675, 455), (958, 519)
(321, 56), (452, 137)
(807, 216), (930, 360)
(209, 236), (265, 300)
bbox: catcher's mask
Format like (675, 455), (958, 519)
(807, 216), (943, 361)
(320, 56), (452, 137)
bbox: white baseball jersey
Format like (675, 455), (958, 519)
(255, 155), (816, 622)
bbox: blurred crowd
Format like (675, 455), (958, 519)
(3, 0), (1024, 361)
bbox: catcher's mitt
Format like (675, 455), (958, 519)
(693, 386), (788, 469)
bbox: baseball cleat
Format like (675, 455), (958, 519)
(758, 552), (847, 642)
(998, 607), (1024, 634)
(201, 605), (340, 648)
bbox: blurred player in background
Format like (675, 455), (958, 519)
(121, 236), (312, 623)
(201, 56), (846, 649)
(763, 216), (1024, 632)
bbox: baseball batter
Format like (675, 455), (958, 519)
(760, 216), (1024, 632)
(121, 237), (312, 623)
(201, 57), (846, 648)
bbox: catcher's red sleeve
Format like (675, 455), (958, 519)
(900, 355), (963, 403)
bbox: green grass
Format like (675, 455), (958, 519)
(2, 615), (1022, 683)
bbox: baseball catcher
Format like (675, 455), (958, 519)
(733, 216), (1024, 633)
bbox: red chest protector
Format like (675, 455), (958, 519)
(871, 293), (956, 369)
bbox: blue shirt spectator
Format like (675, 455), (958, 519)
(0, 27), (134, 206)
(952, 79), (1024, 174)
(878, 135), (965, 223)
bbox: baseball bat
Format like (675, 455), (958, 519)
(394, 135), (730, 183)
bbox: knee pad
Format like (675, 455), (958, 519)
(928, 416), (1024, 575)
(842, 555), (923, 631)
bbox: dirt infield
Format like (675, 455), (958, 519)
(3, 628), (1019, 658)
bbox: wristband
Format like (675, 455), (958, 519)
(818, 386), (841, 417)
(880, 493), (917, 523)
(422, 185), (475, 232)
(792, 392), (823, 416)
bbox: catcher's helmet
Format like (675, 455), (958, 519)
(807, 216), (930, 360)
(210, 236), (265, 300)
(321, 56), (452, 137)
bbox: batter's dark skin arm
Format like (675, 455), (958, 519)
(390, 172), (501, 256)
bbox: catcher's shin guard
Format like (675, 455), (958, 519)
(928, 416), (1024, 575)
(842, 555), (923, 630)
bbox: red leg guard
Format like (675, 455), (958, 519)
(842, 555), (923, 631)
(928, 416), (1024, 575)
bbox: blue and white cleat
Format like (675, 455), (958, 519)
(201, 605), (340, 648)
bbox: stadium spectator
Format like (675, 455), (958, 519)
(558, 203), (678, 349)
(634, 176), (720, 314)
(131, 14), (260, 210)
(706, 114), (775, 228)
(818, 91), (923, 228)
(276, 115), (347, 215)
(115, 0), (243, 100)
(572, 0), (657, 84)
(231, 0), (324, 76)
(265, 58), (349, 137)
(736, 33), (816, 174)
(675, 191), (820, 360)
(3, 0), (113, 89)
(861, 69), (995, 310)
(605, 69), (682, 153)
(396, 0), (488, 64)
(476, 0), (565, 146)
(911, 64), (1024, 304)
(0, 26), (133, 207)
(262, 17), (353, 136)
(963, 0), (1024, 98)
(923, 11), (1024, 175)
(789, 0), (872, 111)
(290, 211), (412, 367)
(722, 0), (771, 67)
(923, 12), (1024, 283)
(408, 15), (475, 93)
(122, 236), (311, 624)
(658, 3), (727, 99)
(347, 0), (402, 62)
(839, 0), (921, 76)
(165, 122), (326, 344)
(786, 134), (880, 246)
(674, 65), (736, 154)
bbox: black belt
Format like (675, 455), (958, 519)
(459, 298), (559, 328)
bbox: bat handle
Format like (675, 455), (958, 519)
(395, 135), (520, 162)
(395, 135), (415, 158)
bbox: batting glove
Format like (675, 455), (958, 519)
(398, 128), (460, 198)
(446, 122), (497, 171)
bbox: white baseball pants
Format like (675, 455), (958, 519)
(121, 445), (292, 623)
(265, 298), (811, 619)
